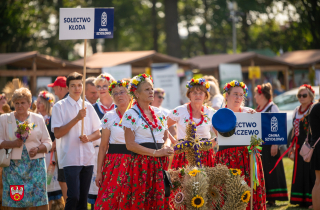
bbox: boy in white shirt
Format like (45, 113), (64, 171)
(51, 72), (101, 210)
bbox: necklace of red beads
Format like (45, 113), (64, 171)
(188, 103), (204, 126)
(256, 100), (271, 112)
(136, 103), (158, 128)
(298, 102), (313, 115)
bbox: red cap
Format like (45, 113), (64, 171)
(47, 76), (67, 88)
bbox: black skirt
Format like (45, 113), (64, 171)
(290, 119), (315, 206)
(261, 144), (288, 202)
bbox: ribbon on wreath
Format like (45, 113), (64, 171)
(247, 144), (262, 190)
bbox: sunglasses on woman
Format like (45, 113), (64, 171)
(297, 93), (308, 98)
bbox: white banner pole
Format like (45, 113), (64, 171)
(81, 39), (87, 136)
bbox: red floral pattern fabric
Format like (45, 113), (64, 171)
(118, 155), (170, 210)
(171, 148), (215, 169)
(215, 146), (266, 210)
(95, 153), (132, 210)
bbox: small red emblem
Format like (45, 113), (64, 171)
(10, 185), (24, 201)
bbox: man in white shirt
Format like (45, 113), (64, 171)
(51, 72), (101, 210)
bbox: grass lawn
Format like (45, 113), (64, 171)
(268, 158), (313, 210)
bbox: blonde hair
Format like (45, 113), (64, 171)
(186, 85), (210, 102)
(94, 73), (115, 86)
(12, 88), (32, 104)
(36, 91), (55, 116)
(297, 86), (315, 101)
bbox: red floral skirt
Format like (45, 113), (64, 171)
(171, 148), (215, 169)
(119, 154), (170, 210)
(95, 153), (132, 210)
(215, 146), (266, 210)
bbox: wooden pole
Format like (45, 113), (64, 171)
(250, 153), (254, 210)
(81, 39), (87, 136)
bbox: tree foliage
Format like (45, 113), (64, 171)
(0, 0), (319, 59)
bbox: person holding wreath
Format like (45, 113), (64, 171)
(94, 80), (132, 209)
(167, 77), (217, 169)
(213, 80), (266, 210)
(120, 74), (174, 210)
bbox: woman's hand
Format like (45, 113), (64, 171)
(210, 138), (217, 147)
(29, 147), (39, 158)
(247, 109), (256, 114)
(95, 172), (103, 188)
(155, 146), (174, 157)
(13, 139), (23, 148)
(270, 145), (278, 157)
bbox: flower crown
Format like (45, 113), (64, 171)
(129, 74), (153, 96)
(223, 80), (248, 97)
(301, 84), (315, 94)
(39, 91), (54, 106)
(108, 80), (129, 95)
(186, 78), (210, 91)
(98, 74), (113, 82)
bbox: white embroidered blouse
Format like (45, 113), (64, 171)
(122, 104), (168, 144)
(101, 109), (126, 144)
(168, 104), (216, 140)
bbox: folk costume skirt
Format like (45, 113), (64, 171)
(290, 125), (315, 206)
(215, 146), (266, 210)
(261, 145), (288, 202)
(119, 143), (170, 210)
(95, 144), (132, 210)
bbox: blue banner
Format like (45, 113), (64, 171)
(94, 8), (114, 39)
(261, 113), (287, 145)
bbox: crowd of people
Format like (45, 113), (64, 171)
(0, 71), (319, 210)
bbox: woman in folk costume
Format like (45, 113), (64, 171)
(36, 91), (64, 209)
(93, 73), (116, 118)
(167, 78), (217, 169)
(94, 80), (132, 209)
(254, 83), (288, 206)
(213, 80), (266, 210)
(88, 73), (115, 206)
(120, 74), (174, 210)
(272, 85), (315, 208)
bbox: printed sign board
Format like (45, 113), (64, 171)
(217, 113), (287, 146)
(59, 8), (114, 40)
(248, 66), (261, 79)
(152, 63), (181, 109)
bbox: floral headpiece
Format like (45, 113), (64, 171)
(108, 80), (129, 95)
(129, 74), (153, 96)
(38, 91), (54, 106)
(98, 74), (113, 82)
(223, 80), (248, 97)
(300, 84), (315, 94)
(257, 85), (262, 94)
(186, 78), (210, 91)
